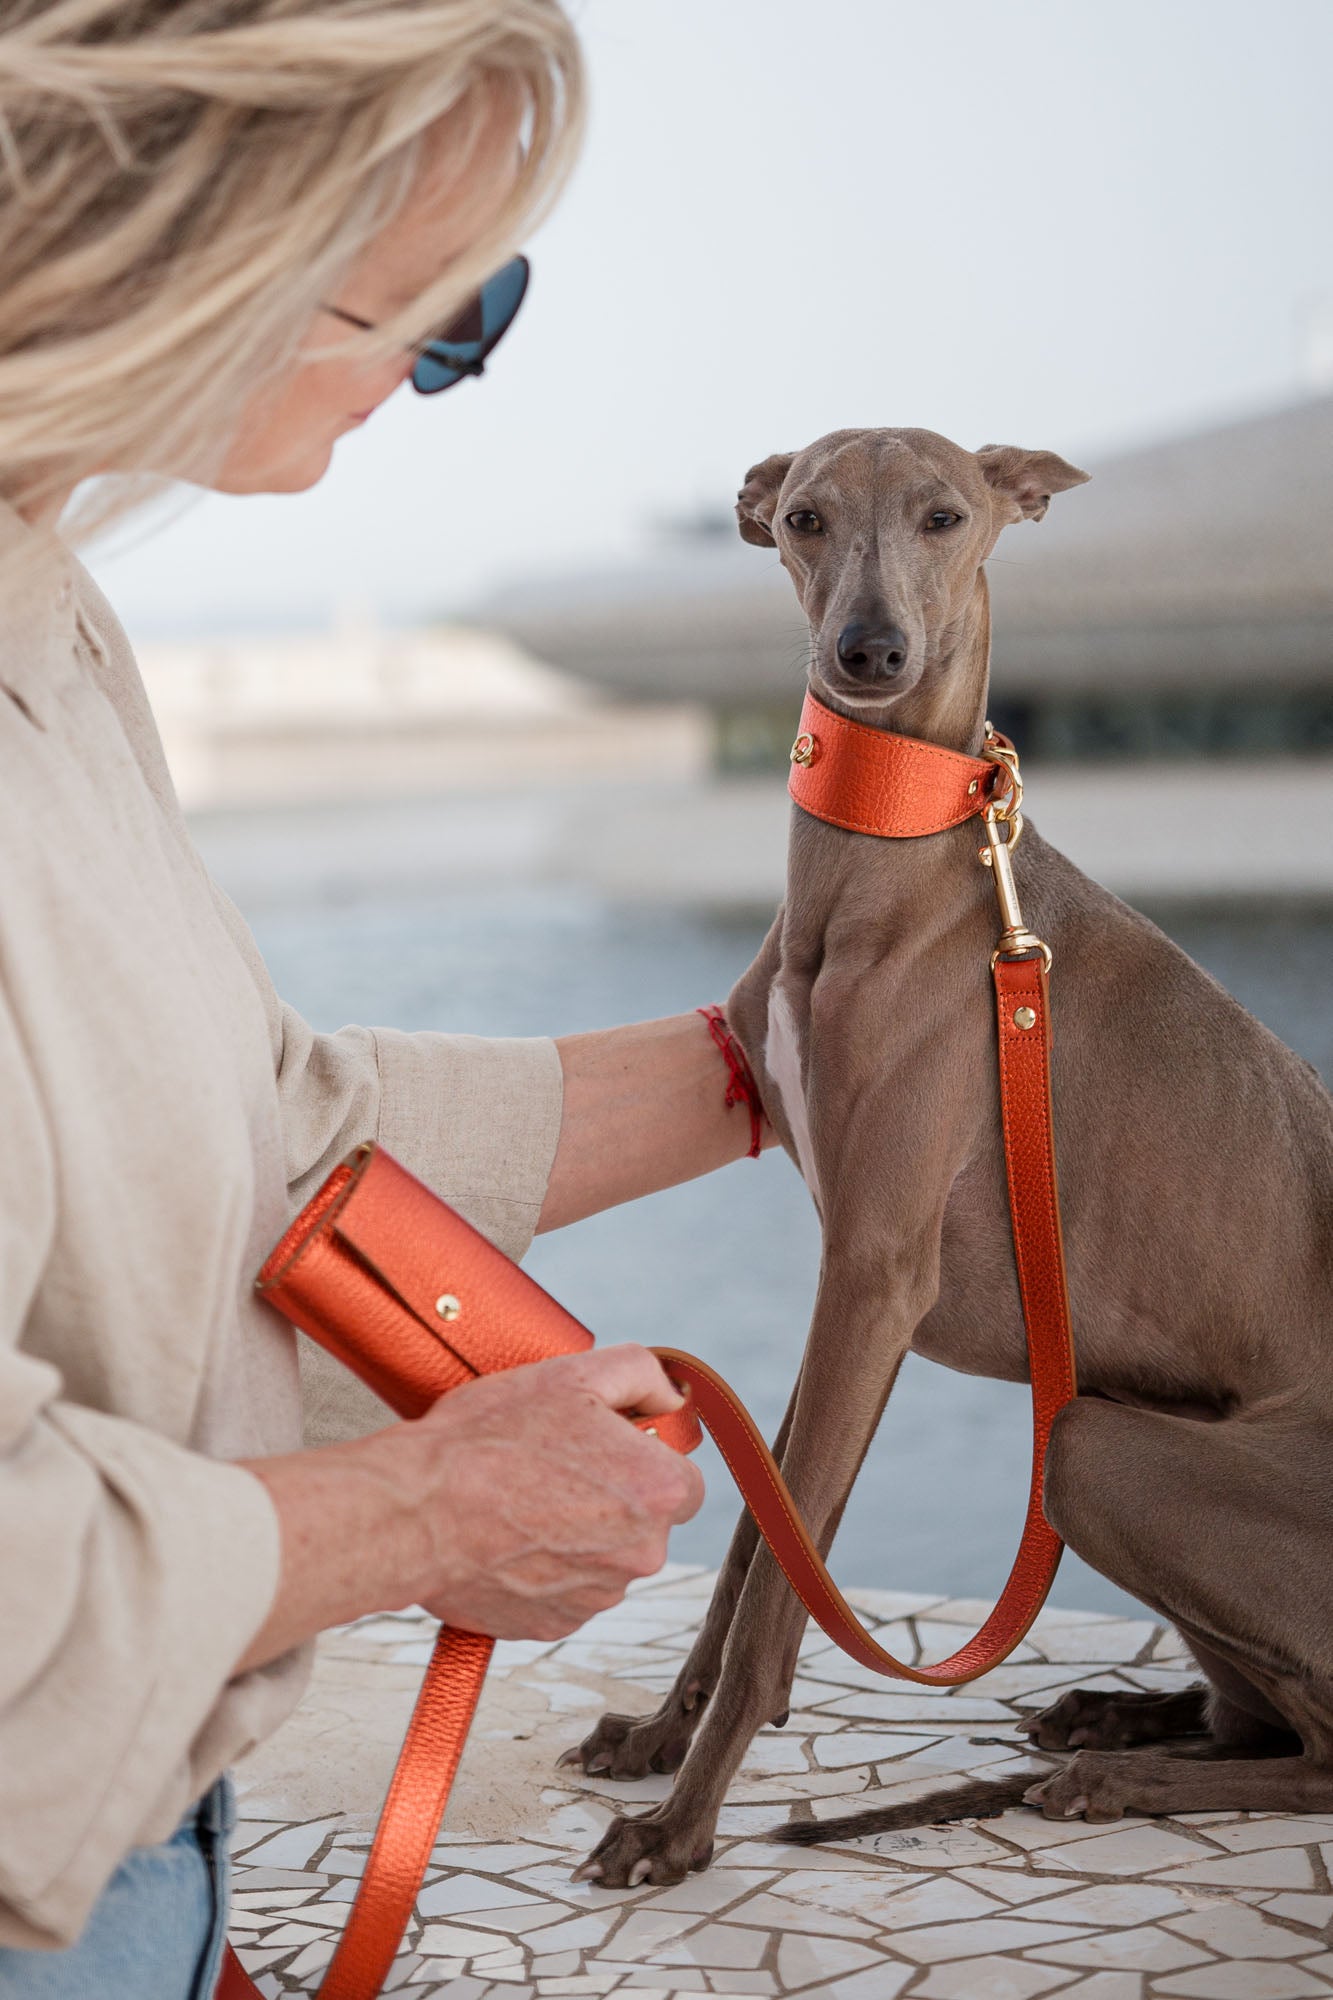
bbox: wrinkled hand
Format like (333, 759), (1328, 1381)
(401, 1345), (703, 1640)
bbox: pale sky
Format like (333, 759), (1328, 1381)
(87, 0), (1333, 639)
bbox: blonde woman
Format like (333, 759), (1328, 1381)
(0, 5), (774, 1992)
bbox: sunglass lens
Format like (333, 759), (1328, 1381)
(410, 254), (530, 395)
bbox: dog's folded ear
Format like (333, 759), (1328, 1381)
(975, 445), (1090, 524)
(736, 452), (796, 547)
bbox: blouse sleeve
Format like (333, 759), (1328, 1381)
(206, 881), (566, 1443)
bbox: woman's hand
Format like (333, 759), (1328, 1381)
(234, 1346), (701, 1673)
(402, 1346), (702, 1638)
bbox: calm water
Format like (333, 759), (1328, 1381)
(226, 863), (1333, 1623)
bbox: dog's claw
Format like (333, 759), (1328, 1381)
(570, 1858), (603, 1883)
(628, 1858), (654, 1886)
(556, 1746), (582, 1770)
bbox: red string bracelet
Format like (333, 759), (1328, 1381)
(696, 1004), (766, 1159)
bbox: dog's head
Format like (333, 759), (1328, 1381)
(736, 428), (1088, 717)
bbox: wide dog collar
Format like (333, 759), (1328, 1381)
(787, 687), (1009, 838)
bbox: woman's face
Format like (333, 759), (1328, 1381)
(214, 89), (523, 495)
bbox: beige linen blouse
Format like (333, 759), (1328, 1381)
(0, 495), (564, 1950)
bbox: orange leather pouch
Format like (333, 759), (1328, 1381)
(255, 1139), (701, 1436)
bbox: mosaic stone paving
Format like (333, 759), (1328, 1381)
(230, 1565), (1333, 1999)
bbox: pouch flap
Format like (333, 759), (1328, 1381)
(332, 1144), (593, 1374)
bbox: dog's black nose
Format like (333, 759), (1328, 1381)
(836, 621), (910, 683)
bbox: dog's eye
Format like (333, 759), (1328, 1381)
(925, 509), (962, 531)
(785, 510), (823, 535)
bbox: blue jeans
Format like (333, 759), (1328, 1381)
(0, 1775), (234, 2000)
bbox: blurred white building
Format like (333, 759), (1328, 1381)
(138, 613), (708, 811)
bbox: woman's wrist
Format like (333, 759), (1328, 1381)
(536, 1009), (769, 1232)
(233, 1423), (426, 1676)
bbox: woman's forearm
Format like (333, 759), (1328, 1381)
(537, 1009), (777, 1234)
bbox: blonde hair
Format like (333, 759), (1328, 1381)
(0, 0), (583, 535)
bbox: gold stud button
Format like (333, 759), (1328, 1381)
(967, 778), (979, 794)
(434, 1293), (462, 1322)
(790, 732), (817, 767)
(1013, 1006), (1037, 1031)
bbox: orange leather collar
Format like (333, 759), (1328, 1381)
(787, 687), (1005, 837)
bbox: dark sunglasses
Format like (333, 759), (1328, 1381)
(320, 253), (530, 396)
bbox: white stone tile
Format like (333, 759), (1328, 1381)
(812, 1692), (1015, 1724)
(539, 1681), (606, 1714)
(1155, 1965), (1333, 1998)
(229, 1866), (334, 1892)
(417, 1875), (552, 1918)
(737, 1735), (811, 1775)
(720, 1890), (878, 1939)
(1040, 1923), (1217, 1971)
(811, 1731), (930, 1770)
(1005, 1881), (1193, 1925)
(869, 1875), (1003, 1926)
(1198, 1816), (1333, 1852)
(774, 1932), (885, 1986)
(1164, 1902), (1317, 1958)
(606, 1908), (703, 1960)
(233, 1815), (344, 1869)
(528, 1950), (581, 1976)
(827, 1822), (1017, 1868)
(1018, 1621), (1158, 1665)
(1036, 1977), (1143, 2000)
(952, 1866), (1080, 1906)
(417, 1922), (521, 1957)
(1155, 1847), (1317, 1890)
(284, 1936), (338, 1980)
(531, 1980), (617, 1996)
(658, 1920), (772, 1969)
(841, 1587), (947, 1620)
(911, 1956), (1076, 1998)
(231, 1887), (327, 1911)
(518, 1912), (620, 1954)
(1261, 1892), (1333, 1928)
(786, 1963), (914, 2000)
(246, 1919), (332, 1947)
(428, 1843), (559, 1874)
(1024, 1823), (1220, 1874)
(717, 1839), (896, 1872)
(642, 1870), (778, 1914)
(889, 1915), (1094, 1963)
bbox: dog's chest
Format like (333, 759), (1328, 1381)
(764, 982), (822, 1206)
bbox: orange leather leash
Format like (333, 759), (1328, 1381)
(219, 690), (1077, 1999)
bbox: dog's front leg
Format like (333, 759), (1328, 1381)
(575, 1228), (941, 1887)
(560, 1364), (805, 1782)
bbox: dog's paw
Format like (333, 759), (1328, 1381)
(1023, 1750), (1140, 1823)
(572, 1808), (715, 1888)
(558, 1694), (702, 1781)
(1021, 1684), (1205, 1753)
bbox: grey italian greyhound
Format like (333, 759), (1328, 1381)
(563, 426), (1333, 1886)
